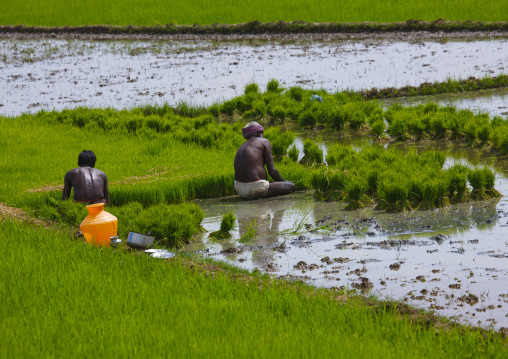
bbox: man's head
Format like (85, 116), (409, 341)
(78, 150), (96, 167)
(242, 121), (264, 139)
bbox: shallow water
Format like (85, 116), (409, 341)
(1, 36), (508, 117)
(185, 140), (508, 330)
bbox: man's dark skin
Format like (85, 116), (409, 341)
(62, 151), (110, 204)
(234, 131), (296, 198)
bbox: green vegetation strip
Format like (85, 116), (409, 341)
(1, 219), (506, 358)
(1, 0), (508, 27)
(309, 145), (500, 212)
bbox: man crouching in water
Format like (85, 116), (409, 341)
(234, 122), (296, 199)
(62, 150), (110, 205)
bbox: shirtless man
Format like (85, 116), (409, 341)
(62, 150), (110, 205)
(234, 122), (296, 199)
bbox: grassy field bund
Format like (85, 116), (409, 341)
(1, 0), (508, 27)
(2, 219), (508, 358)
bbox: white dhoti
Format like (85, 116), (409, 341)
(234, 180), (269, 199)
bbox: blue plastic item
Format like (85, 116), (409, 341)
(310, 95), (323, 102)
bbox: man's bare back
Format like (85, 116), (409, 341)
(234, 122), (295, 199)
(62, 151), (110, 204)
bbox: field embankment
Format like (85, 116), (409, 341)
(1, 0), (508, 27)
(1, 219), (507, 358)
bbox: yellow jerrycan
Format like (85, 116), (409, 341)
(80, 203), (118, 247)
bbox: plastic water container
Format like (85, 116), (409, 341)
(80, 203), (118, 247)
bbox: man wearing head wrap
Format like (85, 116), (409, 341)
(234, 121), (296, 199)
(62, 150), (110, 205)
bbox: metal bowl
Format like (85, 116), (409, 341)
(126, 232), (154, 249)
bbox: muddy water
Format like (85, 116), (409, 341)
(1, 35), (508, 117)
(185, 140), (508, 330)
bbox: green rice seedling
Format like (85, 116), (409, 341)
(423, 102), (439, 114)
(244, 82), (259, 94)
(369, 120), (386, 140)
(418, 150), (446, 168)
(344, 178), (373, 210)
(174, 101), (208, 117)
(348, 111), (366, 130)
(287, 145), (300, 163)
(207, 104), (220, 117)
(482, 167), (502, 198)
(266, 79), (284, 93)
(41, 198), (88, 226)
(298, 110), (317, 128)
(327, 107), (347, 130)
(434, 176), (451, 208)
(326, 143), (357, 167)
(491, 115), (508, 128)
(446, 165), (470, 203)
(210, 212), (237, 239)
(467, 168), (489, 201)
(416, 179), (439, 210)
(377, 178), (411, 212)
(264, 127), (295, 161)
(288, 86), (304, 102)
(477, 125), (491, 146)
(386, 114), (410, 141)
(268, 105), (287, 124)
(301, 139), (323, 165)
(366, 169), (380, 196)
(109, 202), (204, 248)
(219, 98), (238, 116)
(251, 99), (267, 117)
(239, 220), (257, 243)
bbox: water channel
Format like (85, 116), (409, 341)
(1, 34), (508, 117)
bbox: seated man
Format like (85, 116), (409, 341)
(234, 121), (296, 199)
(62, 150), (110, 205)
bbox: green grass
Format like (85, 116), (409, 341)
(1, 219), (507, 358)
(1, 0), (508, 26)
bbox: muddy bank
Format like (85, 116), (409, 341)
(2, 20), (508, 38)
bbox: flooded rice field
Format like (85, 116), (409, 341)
(185, 139), (508, 330)
(4, 33), (508, 329)
(1, 34), (508, 117)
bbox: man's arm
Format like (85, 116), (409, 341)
(263, 140), (285, 182)
(62, 171), (73, 200)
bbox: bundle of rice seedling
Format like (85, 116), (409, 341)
(344, 179), (373, 210)
(417, 179), (439, 210)
(376, 180), (411, 212)
(301, 139), (323, 165)
(483, 167), (502, 198)
(264, 127), (295, 162)
(287, 145), (300, 163)
(326, 143), (357, 167)
(446, 165), (470, 203)
(468, 168), (489, 201)
(210, 212), (237, 240)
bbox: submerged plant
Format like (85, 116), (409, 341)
(239, 220), (257, 243)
